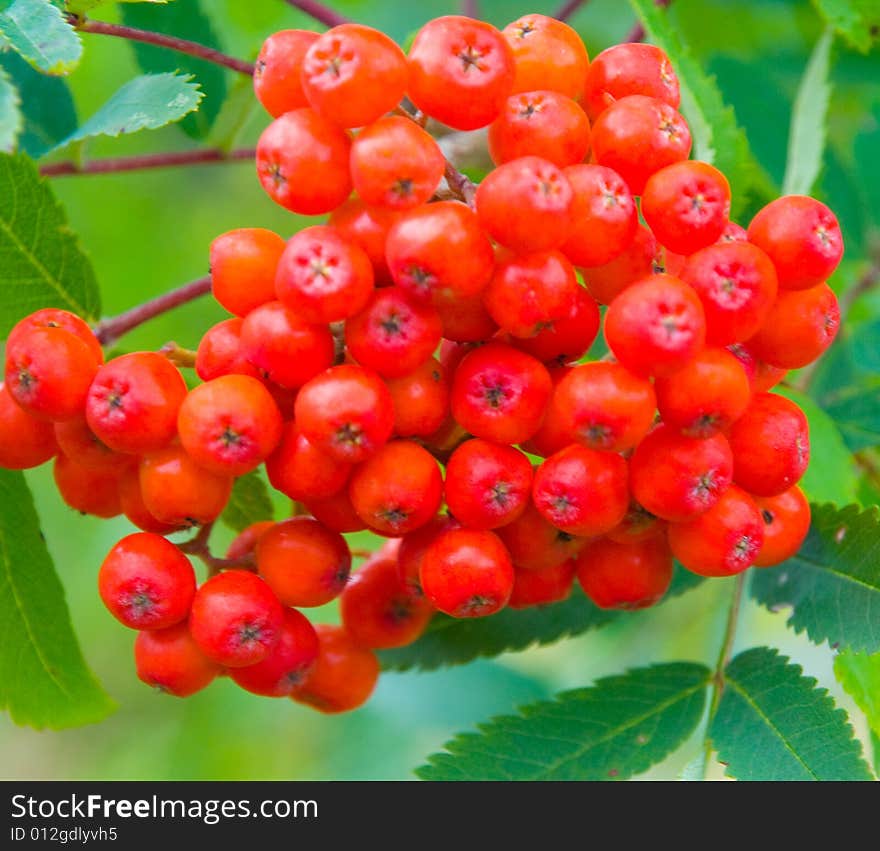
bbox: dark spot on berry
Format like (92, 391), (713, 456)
(762, 509), (774, 525)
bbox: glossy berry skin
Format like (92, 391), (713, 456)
(118, 466), (181, 535)
(226, 521), (275, 561)
(591, 95), (692, 195)
(727, 393), (809, 497)
(497, 501), (586, 571)
(583, 224), (656, 305)
(483, 250), (578, 338)
(6, 308), (103, 366)
(0, 382), (57, 469)
(502, 14), (588, 101)
(5, 327), (99, 422)
(86, 352), (187, 455)
(345, 286), (442, 378)
(746, 283), (840, 369)
(210, 228), (286, 317)
(748, 195), (843, 290)
(654, 348), (751, 438)
(349, 116), (445, 210)
(329, 198), (400, 283)
(554, 361), (656, 452)
(134, 623), (221, 697)
(608, 503), (666, 545)
(385, 357), (449, 438)
(451, 342), (552, 444)
(230, 608), (320, 697)
(292, 624), (379, 714)
(605, 274), (706, 377)
(576, 536), (673, 610)
(445, 439), (533, 530)
(476, 156), (573, 253)
(239, 301), (334, 389)
(642, 161), (731, 255)
(304, 489), (367, 533)
(583, 43), (680, 122)
(275, 225), (374, 324)
(190, 571), (284, 668)
(139, 445), (232, 527)
(629, 425), (734, 522)
(256, 109), (352, 215)
(408, 16), (515, 131)
(754, 486), (811, 567)
(397, 514), (458, 597)
(253, 29), (319, 117)
(680, 241), (779, 345)
(521, 365), (573, 458)
(340, 556), (434, 649)
(385, 201), (495, 302)
(488, 91), (590, 168)
(560, 164), (638, 268)
(348, 440), (443, 536)
(532, 445), (629, 537)
(266, 423), (351, 502)
(54, 416), (126, 472)
(98, 533), (196, 631)
(421, 528), (514, 618)
(508, 559), (576, 609)
(256, 517), (351, 608)
(195, 318), (261, 382)
(668, 485), (764, 577)
(53, 453), (123, 518)
(513, 286), (600, 365)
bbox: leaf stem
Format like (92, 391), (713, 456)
(626, 0), (672, 43)
(700, 571), (746, 779)
(94, 276), (212, 347)
(281, 0), (349, 27)
(68, 14), (255, 75)
(40, 147), (256, 178)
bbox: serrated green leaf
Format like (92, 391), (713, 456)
(627, 0), (764, 216)
(711, 646), (872, 780)
(417, 662), (710, 780)
(0, 49), (75, 158)
(0, 64), (21, 153)
(0, 469), (116, 729)
(782, 29), (834, 196)
(751, 503), (880, 653)
(66, 0), (168, 14)
(57, 72), (202, 148)
(0, 153), (100, 335)
(820, 380), (880, 451)
(220, 470), (274, 534)
(122, 0), (226, 140)
(812, 0), (880, 52)
(0, 0), (82, 75)
(834, 649), (880, 737)
(380, 566), (703, 672)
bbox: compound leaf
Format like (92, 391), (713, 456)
(0, 0), (82, 75)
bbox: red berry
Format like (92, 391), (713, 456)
(497, 500), (587, 571)
(54, 416), (127, 472)
(134, 623), (220, 697)
(512, 285), (600, 365)
(53, 453), (123, 518)
(266, 422), (351, 502)
(385, 357), (449, 438)
(6, 309), (103, 365)
(0, 382), (57, 469)
(304, 488), (367, 533)
(582, 223), (657, 304)
(195, 318), (261, 382)
(754, 486), (811, 567)
(118, 466), (181, 535)
(210, 228), (286, 318)
(397, 514), (458, 597)
(521, 365), (574, 458)
(253, 29), (319, 117)
(329, 197), (400, 284)
(508, 559), (576, 609)
(226, 521), (275, 561)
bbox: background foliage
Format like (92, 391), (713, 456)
(0, 0), (878, 780)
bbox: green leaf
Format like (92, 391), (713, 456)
(66, 1), (168, 14)
(782, 29), (834, 196)
(834, 649), (880, 737)
(0, 469), (116, 729)
(750, 503), (880, 652)
(206, 72), (256, 153)
(220, 470), (274, 534)
(627, 0), (765, 216)
(57, 72), (202, 148)
(121, 0), (226, 139)
(0, 0), (82, 76)
(417, 662), (710, 780)
(380, 566), (703, 672)
(0, 153), (100, 336)
(0, 49), (76, 158)
(820, 380), (880, 451)
(812, 0), (880, 52)
(776, 387), (859, 505)
(0, 63), (21, 153)
(711, 647), (872, 780)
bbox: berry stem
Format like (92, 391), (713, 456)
(280, 0), (350, 27)
(553, 0), (591, 23)
(460, 0), (480, 19)
(40, 147), (257, 178)
(158, 341), (198, 369)
(94, 276), (212, 347)
(699, 571), (746, 779)
(68, 14), (255, 75)
(625, 0), (672, 43)
(178, 523), (257, 577)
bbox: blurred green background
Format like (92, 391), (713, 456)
(1, 0), (878, 780)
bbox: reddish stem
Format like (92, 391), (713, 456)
(40, 147), (256, 178)
(282, 0), (349, 27)
(553, 0), (590, 22)
(70, 15), (255, 75)
(178, 523), (256, 577)
(94, 276), (212, 346)
(444, 162), (478, 208)
(461, 0), (480, 18)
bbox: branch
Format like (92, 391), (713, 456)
(553, 0), (590, 23)
(625, 0), (672, 43)
(178, 523), (256, 577)
(70, 14), (255, 75)
(94, 276), (212, 347)
(40, 147), (256, 178)
(282, 0), (349, 27)
(461, 0), (480, 18)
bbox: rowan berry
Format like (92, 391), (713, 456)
(253, 29), (319, 117)
(607, 503), (666, 545)
(226, 521), (275, 561)
(303, 489), (367, 533)
(54, 416), (128, 472)
(266, 422), (351, 502)
(134, 622), (221, 697)
(753, 486), (811, 567)
(512, 285), (600, 365)
(118, 466), (181, 535)
(582, 223), (657, 304)
(6, 308), (103, 366)
(521, 365), (573, 458)
(508, 559), (576, 609)
(497, 500), (587, 571)
(385, 357), (449, 438)
(0, 382), (57, 469)
(53, 453), (123, 518)
(195, 318), (261, 382)
(397, 514), (458, 597)
(328, 198), (400, 284)
(210, 228), (285, 318)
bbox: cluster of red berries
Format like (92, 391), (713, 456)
(0, 14), (843, 713)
